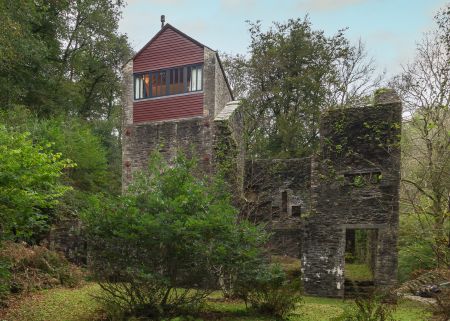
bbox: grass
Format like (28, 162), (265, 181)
(0, 283), (432, 321)
(1, 283), (104, 321)
(345, 263), (373, 282)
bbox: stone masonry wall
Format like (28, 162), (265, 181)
(243, 158), (311, 257)
(302, 90), (402, 297)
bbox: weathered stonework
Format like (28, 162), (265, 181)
(238, 90), (401, 297)
(301, 92), (401, 297)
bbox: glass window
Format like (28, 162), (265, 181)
(133, 64), (203, 100)
(134, 75), (143, 99)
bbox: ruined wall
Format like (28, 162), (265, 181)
(213, 101), (245, 199)
(243, 158), (311, 257)
(301, 90), (402, 297)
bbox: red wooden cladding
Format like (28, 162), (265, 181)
(133, 27), (204, 73)
(133, 93), (203, 123)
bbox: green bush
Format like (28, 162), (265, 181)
(0, 124), (73, 240)
(332, 294), (397, 321)
(398, 214), (436, 282)
(82, 152), (268, 320)
(0, 241), (83, 298)
(240, 264), (302, 320)
(433, 288), (450, 321)
(0, 256), (11, 305)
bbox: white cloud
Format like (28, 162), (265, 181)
(298, 0), (367, 12)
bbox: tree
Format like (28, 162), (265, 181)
(0, 125), (73, 240)
(82, 153), (268, 319)
(392, 4), (450, 267)
(221, 17), (383, 158)
(0, 0), (132, 119)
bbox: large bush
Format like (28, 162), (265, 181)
(0, 124), (73, 240)
(82, 153), (268, 320)
(238, 264), (302, 319)
(0, 241), (83, 305)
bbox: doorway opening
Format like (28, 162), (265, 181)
(344, 228), (377, 296)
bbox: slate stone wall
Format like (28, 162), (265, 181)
(302, 90), (402, 297)
(243, 158), (311, 257)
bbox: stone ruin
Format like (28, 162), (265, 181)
(122, 79), (401, 297)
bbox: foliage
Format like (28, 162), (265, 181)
(221, 18), (383, 158)
(433, 288), (450, 321)
(392, 4), (450, 267)
(238, 264), (302, 320)
(0, 0), (132, 119)
(0, 124), (73, 240)
(0, 255), (11, 304)
(398, 214), (436, 282)
(82, 152), (268, 320)
(0, 241), (83, 305)
(332, 294), (397, 321)
(34, 117), (110, 193)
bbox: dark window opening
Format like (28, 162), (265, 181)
(134, 64), (203, 100)
(281, 191), (288, 214)
(292, 205), (301, 217)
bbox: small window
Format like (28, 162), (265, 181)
(133, 64), (203, 100)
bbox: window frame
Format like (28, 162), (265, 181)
(133, 63), (203, 101)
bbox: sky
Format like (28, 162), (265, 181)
(119, 0), (448, 77)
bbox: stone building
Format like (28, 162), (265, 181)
(122, 22), (402, 298)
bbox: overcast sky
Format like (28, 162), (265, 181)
(120, 0), (448, 77)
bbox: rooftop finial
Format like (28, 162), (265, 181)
(161, 15), (165, 29)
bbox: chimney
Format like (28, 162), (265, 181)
(161, 15), (165, 29)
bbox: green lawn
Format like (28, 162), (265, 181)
(1, 283), (432, 321)
(345, 263), (373, 282)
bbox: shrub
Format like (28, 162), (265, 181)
(83, 153), (269, 320)
(333, 293), (397, 321)
(240, 264), (302, 319)
(433, 288), (450, 321)
(0, 256), (11, 305)
(0, 241), (83, 302)
(0, 124), (73, 240)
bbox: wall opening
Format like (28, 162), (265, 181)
(281, 191), (288, 214)
(344, 228), (378, 297)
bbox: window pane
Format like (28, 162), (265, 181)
(180, 68), (184, 93)
(197, 67), (202, 91)
(134, 76), (140, 99)
(140, 76), (143, 98)
(169, 69), (175, 95)
(161, 71), (167, 96)
(152, 73), (157, 97)
(143, 74), (150, 98)
(187, 67), (192, 92)
(191, 67), (197, 91)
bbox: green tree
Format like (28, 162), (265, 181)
(0, 0), (132, 119)
(82, 153), (268, 319)
(0, 125), (73, 240)
(392, 4), (450, 267)
(221, 18), (383, 158)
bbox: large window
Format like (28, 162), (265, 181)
(134, 64), (203, 100)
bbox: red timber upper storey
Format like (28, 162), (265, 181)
(133, 25), (204, 72)
(132, 24), (205, 123)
